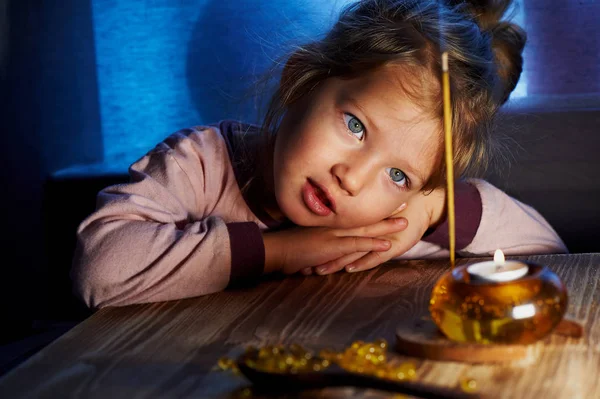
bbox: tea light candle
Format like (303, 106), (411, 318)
(466, 249), (529, 282)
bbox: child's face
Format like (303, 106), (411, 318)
(273, 65), (442, 228)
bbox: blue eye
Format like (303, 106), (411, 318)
(343, 113), (365, 140)
(386, 167), (407, 188)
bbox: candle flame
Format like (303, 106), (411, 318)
(494, 249), (505, 265)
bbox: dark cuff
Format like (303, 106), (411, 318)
(225, 222), (265, 286)
(423, 181), (482, 250)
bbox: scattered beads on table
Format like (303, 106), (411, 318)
(215, 339), (418, 382)
(460, 377), (478, 393)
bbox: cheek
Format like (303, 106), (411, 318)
(344, 186), (407, 225)
(278, 126), (338, 171)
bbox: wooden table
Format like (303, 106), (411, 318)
(1, 254), (598, 398)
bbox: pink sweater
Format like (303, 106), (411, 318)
(71, 121), (567, 308)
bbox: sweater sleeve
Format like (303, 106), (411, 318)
(71, 127), (265, 309)
(398, 178), (567, 259)
(461, 179), (568, 256)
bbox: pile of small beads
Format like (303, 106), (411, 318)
(217, 344), (331, 375)
(216, 339), (417, 382)
(324, 339), (417, 381)
(247, 344), (331, 374)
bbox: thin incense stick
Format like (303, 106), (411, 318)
(441, 52), (456, 269)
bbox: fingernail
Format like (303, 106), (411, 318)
(316, 266), (329, 275)
(394, 218), (407, 227)
(346, 265), (357, 272)
(379, 240), (391, 249)
(398, 202), (407, 211)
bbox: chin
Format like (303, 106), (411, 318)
(279, 201), (315, 227)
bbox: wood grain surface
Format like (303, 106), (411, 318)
(0, 254), (598, 399)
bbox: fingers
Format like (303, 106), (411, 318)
(300, 267), (313, 276)
(314, 252), (367, 275)
(345, 250), (392, 273)
(342, 217), (408, 238)
(339, 236), (392, 255)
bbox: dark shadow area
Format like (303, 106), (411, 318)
(1, 0), (102, 341)
(487, 106), (600, 254)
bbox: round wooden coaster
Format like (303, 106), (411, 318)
(552, 319), (584, 338)
(395, 317), (537, 363)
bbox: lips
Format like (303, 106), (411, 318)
(302, 179), (335, 216)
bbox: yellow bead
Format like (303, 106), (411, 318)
(258, 347), (271, 358)
(276, 360), (287, 372)
(460, 378), (478, 393)
(357, 345), (369, 357)
(374, 338), (388, 350)
(398, 362), (417, 379)
(284, 355), (294, 365)
(393, 371), (406, 380)
(351, 340), (365, 350)
(272, 345), (283, 355)
(217, 357), (234, 371)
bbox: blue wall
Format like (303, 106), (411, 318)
(91, 0), (351, 169)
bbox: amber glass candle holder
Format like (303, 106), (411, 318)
(429, 262), (568, 345)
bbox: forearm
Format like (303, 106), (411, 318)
(72, 216), (265, 308)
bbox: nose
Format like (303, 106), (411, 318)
(331, 156), (375, 196)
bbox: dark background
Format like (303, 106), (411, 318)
(1, 0), (599, 371)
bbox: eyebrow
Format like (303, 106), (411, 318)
(345, 96), (428, 189)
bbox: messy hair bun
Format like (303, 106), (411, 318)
(450, 0), (527, 104)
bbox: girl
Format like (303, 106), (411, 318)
(72, 0), (566, 309)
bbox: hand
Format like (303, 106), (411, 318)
(312, 188), (446, 275)
(261, 217), (409, 275)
